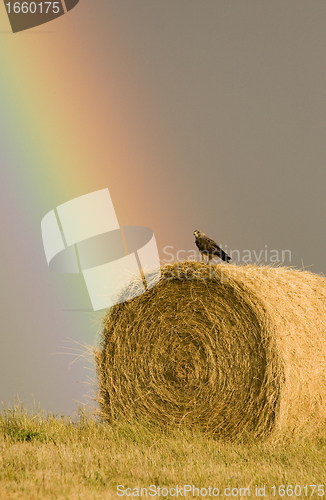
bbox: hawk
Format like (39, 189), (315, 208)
(194, 230), (231, 264)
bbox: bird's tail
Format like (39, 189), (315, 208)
(220, 250), (231, 263)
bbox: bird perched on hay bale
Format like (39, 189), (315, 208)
(194, 230), (231, 263)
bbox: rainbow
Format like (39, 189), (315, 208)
(0, 4), (170, 321)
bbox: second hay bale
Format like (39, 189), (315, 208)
(96, 262), (326, 440)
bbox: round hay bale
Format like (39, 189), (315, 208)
(95, 261), (326, 440)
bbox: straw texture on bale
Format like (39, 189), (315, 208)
(96, 261), (326, 440)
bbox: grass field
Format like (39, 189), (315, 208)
(1, 404), (326, 499)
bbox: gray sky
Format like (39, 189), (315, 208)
(93, 0), (326, 272)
